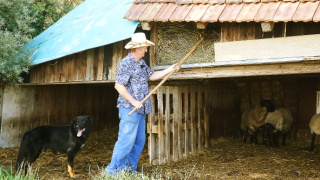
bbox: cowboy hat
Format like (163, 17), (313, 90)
(125, 32), (155, 49)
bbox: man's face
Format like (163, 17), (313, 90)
(137, 46), (148, 58)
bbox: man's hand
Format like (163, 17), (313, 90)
(132, 99), (143, 110)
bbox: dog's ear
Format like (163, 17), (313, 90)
(87, 115), (93, 124)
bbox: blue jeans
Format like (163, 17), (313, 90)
(105, 108), (146, 175)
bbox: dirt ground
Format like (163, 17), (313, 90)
(1, 127), (320, 180)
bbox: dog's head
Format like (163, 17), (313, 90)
(73, 115), (93, 137)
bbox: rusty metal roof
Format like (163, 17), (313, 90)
(124, 0), (320, 23)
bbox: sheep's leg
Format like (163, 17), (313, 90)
(310, 133), (316, 150)
(250, 131), (259, 144)
(274, 131), (281, 147)
(281, 133), (287, 146)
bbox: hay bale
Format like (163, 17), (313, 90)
(155, 22), (220, 66)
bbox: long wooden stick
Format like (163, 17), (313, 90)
(128, 36), (205, 116)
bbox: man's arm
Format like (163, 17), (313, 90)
(149, 64), (180, 81)
(114, 82), (143, 110)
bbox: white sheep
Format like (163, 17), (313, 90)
(309, 113), (320, 150)
(241, 100), (275, 144)
(263, 107), (293, 146)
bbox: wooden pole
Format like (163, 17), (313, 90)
(128, 36), (205, 116)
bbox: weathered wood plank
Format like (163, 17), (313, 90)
(97, 47), (104, 80)
(170, 61), (320, 79)
(149, 84), (157, 163)
(204, 86), (209, 148)
(184, 86), (190, 157)
(165, 86), (170, 162)
(158, 87), (164, 164)
(86, 49), (95, 81)
(177, 86), (183, 158)
(172, 87), (179, 161)
(109, 42), (123, 80)
(103, 45), (113, 80)
(190, 87), (196, 154)
(197, 86), (202, 150)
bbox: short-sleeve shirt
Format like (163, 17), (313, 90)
(115, 53), (154, 115)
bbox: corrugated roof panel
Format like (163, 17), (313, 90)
(154, 3), (178, 21)
(254, 2), (281, 22)
(273, 2), (299, 22)
(292, 1), (319, 22)
(219, 4), (244, 22)
(139, 3), (164, 21)
(313, 4), (320, 22)
(236, 3), (262, 22)
(169, 4), (194, 21)
(124, 3), (149, 21)
(28, 0), (139, 66)
(201, 4), (226, 22)
(185, 4), (210, 22)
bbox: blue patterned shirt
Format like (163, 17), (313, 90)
(115, 53), (154, 115)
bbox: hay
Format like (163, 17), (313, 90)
(1, 128), (320, 179)
(155, 22), (220, 66)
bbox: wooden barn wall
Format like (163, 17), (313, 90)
(29, 39), (130, 83)
(221, 22), (320, 42)
(0, 84), (118, 147)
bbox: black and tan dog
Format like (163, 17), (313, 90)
(16, 115), (92, 178)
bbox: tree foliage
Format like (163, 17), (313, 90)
(0, 0), (83, 85)
(0, 0), (36, 85)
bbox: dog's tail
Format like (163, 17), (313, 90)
(15, 132), (31, 172)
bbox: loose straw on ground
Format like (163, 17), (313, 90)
(128, 36), (205, 116)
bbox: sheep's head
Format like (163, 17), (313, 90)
(260, 100), (275, 112)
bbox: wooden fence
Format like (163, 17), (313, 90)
(147, 85), (209, 165)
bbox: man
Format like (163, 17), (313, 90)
(105, 32), (180, 175)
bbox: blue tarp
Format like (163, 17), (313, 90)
(26, 0), (139, 66)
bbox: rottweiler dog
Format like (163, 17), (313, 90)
(15, 115), (92, 178)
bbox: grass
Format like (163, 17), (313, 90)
(0, 165), (169, 180)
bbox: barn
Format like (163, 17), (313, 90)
(1, 0), (320, 168)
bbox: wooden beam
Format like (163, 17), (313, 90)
(261, 22), (274, 32)
(196, 22), (208, 29)
(169, 61), (320, 79)
(141, 22), (154, 30)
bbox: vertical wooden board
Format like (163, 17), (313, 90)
(149, 85), (156, 163)
(86, 49), (95, 81)
(197, 86), (202, 150)
(110, 41), (123, 80)
(204, 86), (209, 148)
(172, 87), (179, 161)
(157, 87), (164, 164)
(79, 51), (87, 81)
(62, 57), (69, 82)
(93, 48), (99, 80)
(150, 23), (158, 68)
(73, 53), (80, 81)
(165, 86), (170, 162)
(67, 55), (75, 82)
(97, 46), (104, 80)
(177, 86), (183, 158)
(44, 62), (51, 83)
(191, 86), (196, 154)
(104, 45), (113, 80)
(18, 86), (35, 138)
(184, 86), (190, 157)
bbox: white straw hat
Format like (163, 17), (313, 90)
(125, 32), (155, 49)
